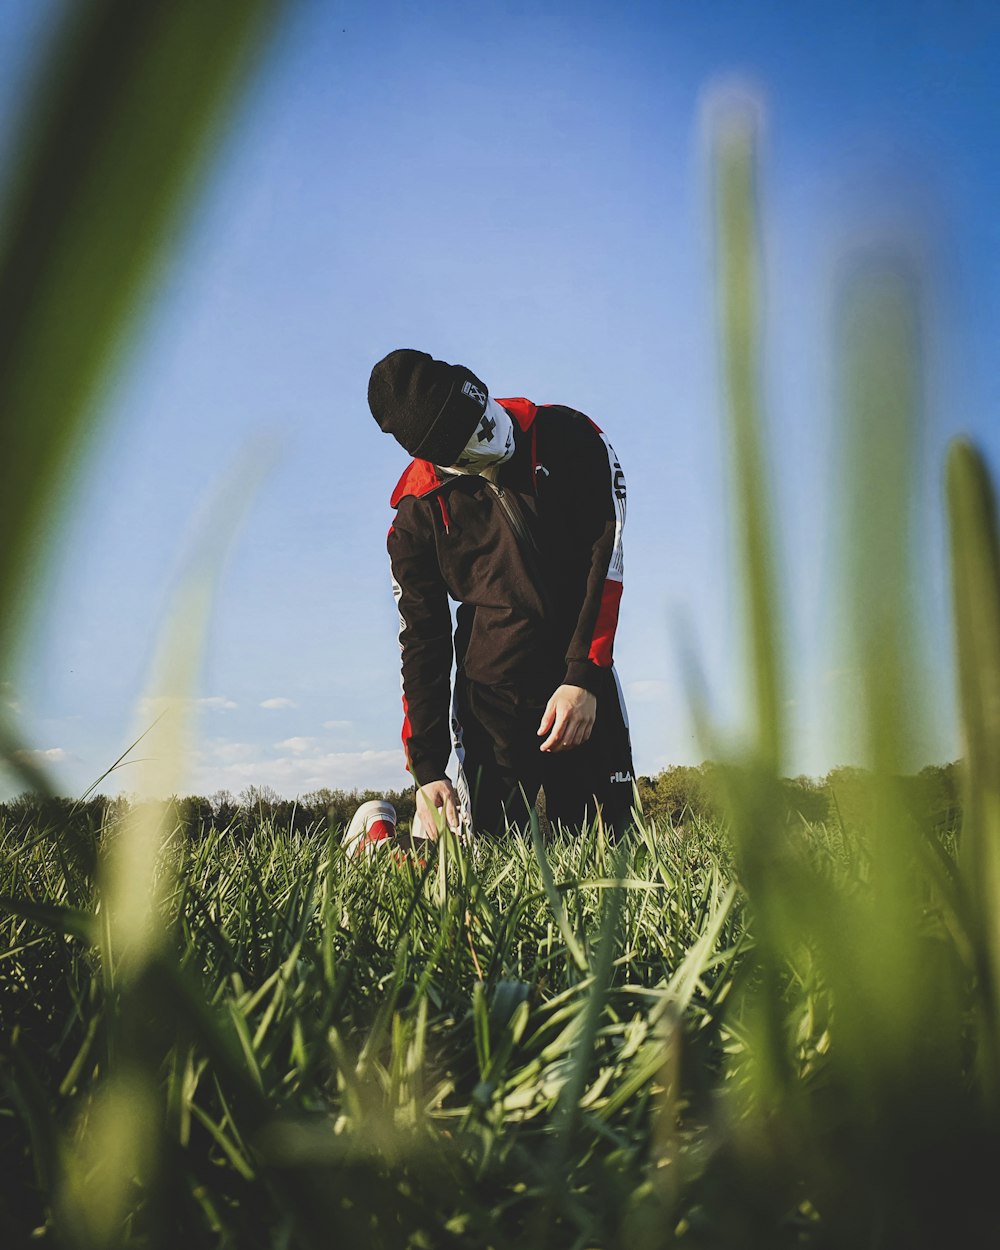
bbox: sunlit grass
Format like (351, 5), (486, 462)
(2, 6), (1000, 1249)
(3, 812), (744, 1246)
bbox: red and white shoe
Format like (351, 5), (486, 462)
(342, 800), (397, 857)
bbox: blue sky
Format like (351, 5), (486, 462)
(1, 0), (998, 800)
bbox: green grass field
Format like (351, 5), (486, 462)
(3, 6), (1000, 1246)
(3, 807), (747, 1247)
(0, 773), (994, 1249)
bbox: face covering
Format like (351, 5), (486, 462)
(440, 397), (515, 475)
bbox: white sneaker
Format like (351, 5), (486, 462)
(342, 800), (397, 857)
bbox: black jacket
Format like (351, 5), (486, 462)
(387, 397), (626, 785)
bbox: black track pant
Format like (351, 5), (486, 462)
(453, 667), (635, 838)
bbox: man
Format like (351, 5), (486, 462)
(369, 348), (634, 839)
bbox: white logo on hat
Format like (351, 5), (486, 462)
(462, 380), (486, 406)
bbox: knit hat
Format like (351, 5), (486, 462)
(368, 348), (490, 465)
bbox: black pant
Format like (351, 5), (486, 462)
(452, 667), (635, 838)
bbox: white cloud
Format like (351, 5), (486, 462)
(14, 746), (68, 764)
(204, 739), (259, 763)
(260, 697), (297, 710)
(275, 736), (316, 754)
(189, 743), (404, 797)
(195, 696), (238, 712)
(138, 695), (237, 721)
(322, 720), (353, 732)
(264, 749), (404, 792)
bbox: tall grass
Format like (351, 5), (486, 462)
(703, 103), (1000, 1248)
(3, 813), (743, 1246)
(2, 9), (1000, 1250)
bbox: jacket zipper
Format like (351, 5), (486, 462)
(486, 481), (554, 618)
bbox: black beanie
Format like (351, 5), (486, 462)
(368, 348), (490, 465)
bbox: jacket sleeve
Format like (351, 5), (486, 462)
(387, 498), (453, 785)
(561, 419), (626, 692)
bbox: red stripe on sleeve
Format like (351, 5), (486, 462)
(588, 579), (623, 667)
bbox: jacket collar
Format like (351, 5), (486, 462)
(495, 397), (538, 433)
(390, 458), (442, 507)
(389, 398), (538, 505)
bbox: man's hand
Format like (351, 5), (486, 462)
(537, 684), (597, 752)
(415, 777), (459, 838)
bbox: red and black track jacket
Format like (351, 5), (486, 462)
(388, 398), (626, 785)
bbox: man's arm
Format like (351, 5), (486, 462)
(387, 498), (453, 786)
(538, 415), (625, 752)
(562, 416), (626, 690)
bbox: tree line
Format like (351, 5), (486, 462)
(635, 760), (962, 835)
(0, 785), (416, 840)
(0, 763), (961, 839)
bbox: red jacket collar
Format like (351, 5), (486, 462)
(496, 397), (538, 432)
(390, 458), (442, 507)
(389, 397), (538, 505)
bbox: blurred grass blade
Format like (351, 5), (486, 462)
(55, 1071), (160, 1250)
(833, 264), (932, 1073)
(840, 264), (923, 777)
(0, 0), (282, 679)
(713, 96), (783, 770)
(104, 445), (273, 975)
(56, 447), (274, 1247)
(0, 895), (98, 943)
(946, 437), (1000, 1093)
(710, 101), (792, 1074)
(947, 438), (1000, 863)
